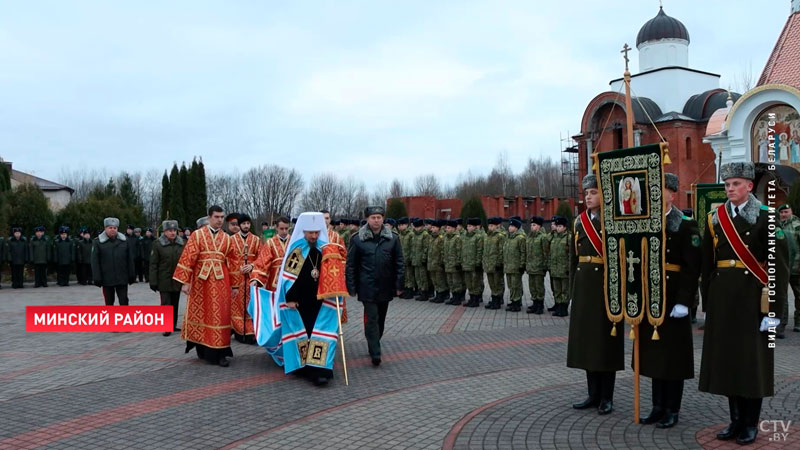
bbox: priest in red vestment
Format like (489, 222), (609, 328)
(229, 213), (261, 344)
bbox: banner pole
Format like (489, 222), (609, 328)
(334, 296), (349, 386)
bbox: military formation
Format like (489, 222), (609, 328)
(0, 224), (181, 289)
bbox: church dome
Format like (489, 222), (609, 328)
(636, 7), (690, 48)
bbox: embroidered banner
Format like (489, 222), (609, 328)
(597, 143), (668, 334)
(694, 183), (726, 239)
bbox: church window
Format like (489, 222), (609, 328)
(685, 137), (692, 160)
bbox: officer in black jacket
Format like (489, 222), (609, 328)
(7, 227), (27, 288)
(345, 206), (404, 366)
(92, 218), (136, 305)
(140, 227), (155, 283)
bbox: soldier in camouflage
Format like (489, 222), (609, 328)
(444, 220), (465, 305)
(525, 216), (550, 314)
(410, 218), (431, 301)
(548, 216), (570, 317)
(503, 217), (526, 312)
(397, 217), (416, 299)
(778, 204), (800, 335)
(427, 220), (448, 303)
(461, 217), (484, 307)
(483, 217), (506, 309)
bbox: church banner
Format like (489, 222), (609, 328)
(694, 183), (727, 238)
(596, 143), (668, 337)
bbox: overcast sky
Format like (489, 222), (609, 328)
(0, 0), (789, 189)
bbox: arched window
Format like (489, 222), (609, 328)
(685, 137), (692, 160)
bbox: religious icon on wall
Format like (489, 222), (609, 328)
(752, 105), (800, 166)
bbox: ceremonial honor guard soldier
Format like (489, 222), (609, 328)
(567, 174), (623, 415)
(699, 162), (788, 445)
(638, 173), (701, 429)
(8, 227), (27, 289)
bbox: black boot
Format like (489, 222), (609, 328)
(416, 291), (429, 301)
(400, 289), (413, 299)
(430, 292), (445, 303)
(505, 301), (521, 312)
(716, 397), (741, 440)
(526, 303), (537, 313)
(547, 303), (557, 312)
(655, 411), (679, 428)
(535, 300), (544, 314)
(448, 292), (463, 305)
(553, 303), (568, 317)
(464, 295), (480, 307)
(573, 371), (600, 409)
(735, 397), (761, 445)
(597, 371), (615, 415)
(641, 379), (664, 424)
(485, 296), (501, 310)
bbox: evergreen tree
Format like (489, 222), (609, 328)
(179, 163), (189, 225)
(168, 164), (184, 226)
(160, 170), (170, 220)
(460, 196), (488, 228)
(386, 198), (407, 219)
(197, 158), (207, 214)
(0, 163), (11, 193)
(7, 184), (55, 235)
(119, 172), (138, 207)
(555, 199), (574, 227)
(103, 177), (116, 198)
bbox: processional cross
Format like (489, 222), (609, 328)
(621, 43), (631, 71)
(627, 250), (640, 282)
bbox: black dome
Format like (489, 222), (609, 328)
(682, 89), (742, 121)
(636, 7), (690, 48)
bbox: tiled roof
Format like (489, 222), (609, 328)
(758, 11), (800, 88)
(11, 169), (74, 193)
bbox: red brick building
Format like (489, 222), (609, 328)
(572, 6), (741, 211)
(389, 196), (462, 219)
(390, 195), (575, 221)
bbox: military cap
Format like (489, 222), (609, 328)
(487, 217), (502, 225)
(455, 218), (463, 225)
(32, 226), (44, 232)
(237, 214), (252, 225)
(182, 227), (192, 232)
(126, 224), (135, 231)
(424, 218), (435, 225)
(385, 218), (396, 226)
(720, 162), (755, 181)
(778, 203), (791, 211)
(134, 227), (142, 233)
(530, 216), (544, 225)
(664, 173), (679, 192)
(104, 217), (120, 227)
(225, 213), (240, 223)
(196, 216), (209, 227)
(58, 225), (69, 233)
(364, 205), (386, 217)
(412, 218), (425, 227)
(397, 217), (409, 225)
(145, 227), (154, 233)
(446, 219), (457, 227)
(582, 173), (598, 190)
(11, 226), (22, 233)
(79, 226), (89, 233)
(360, 219), (367, 226)
(467, 217), (482, 226)
(509, 218), (522, 229)
(554, 216), (569, 227)
(331, 219), (341, 226)
(162, 220), (179, 231)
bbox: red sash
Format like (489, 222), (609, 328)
(579, 211), (603, 257)
(716, 203), (767, 285)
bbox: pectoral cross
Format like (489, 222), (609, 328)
(627, 250), (640, 282)
(621, 43), (631, 71)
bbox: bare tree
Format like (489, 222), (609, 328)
(414, 174), (441, 197)
(301, 173), (345, 216)
(58, 168), (108, 201)
(732, 60), (754, 94)
(370, 182), (389, 207)
(389, 179), (407, 198)
(140, 169), (162, 228)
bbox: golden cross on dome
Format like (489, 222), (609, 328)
(621, 43), (631, 71)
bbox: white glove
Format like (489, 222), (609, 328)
(669, 304), (689, 318)
(760, 317), (780, 332)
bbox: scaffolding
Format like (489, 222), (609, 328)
(560, 132), (580, 204)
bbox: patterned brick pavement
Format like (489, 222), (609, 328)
(0, 278), (797, 449)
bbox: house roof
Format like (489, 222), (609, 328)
(11, 169), (74, 194)
(758, 10), (800, 88)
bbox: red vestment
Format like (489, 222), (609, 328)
(228, 232), (261, 337)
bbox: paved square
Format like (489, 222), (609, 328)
(0, 280), (797, 449)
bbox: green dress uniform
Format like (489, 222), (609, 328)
(443, 228), (465, 305)
(7, 233), (27, 288)
(699, 194), (788, 442)
(29, 231), (51, 287)
(461, 224), (485, 306)
(427, 227), (448, 303)
(52, 233), (75, 286)
(777, 211), (800, 334)
(547, 229), (570, 316)
(637, 206), (701, 427)
(567, 211), (623, 413)
(483, 218), (507, 309)
(525, 224), (550, 314)
(411, 224), (431, 301)
(502, 226), (526, 311)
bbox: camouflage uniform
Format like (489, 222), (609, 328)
(399, 227), (416, 297)
(411, 226), (431, 300)
(462, 226), (485, 306)
(526, 227), (550, 313)
(548, 229), (570, 310)
(483, 221), (506, 309)
(503, 227), (527, 311)
(427, 227), (448, 302)
(779, 212), (800, 333)
(443, 229), (465, 304)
